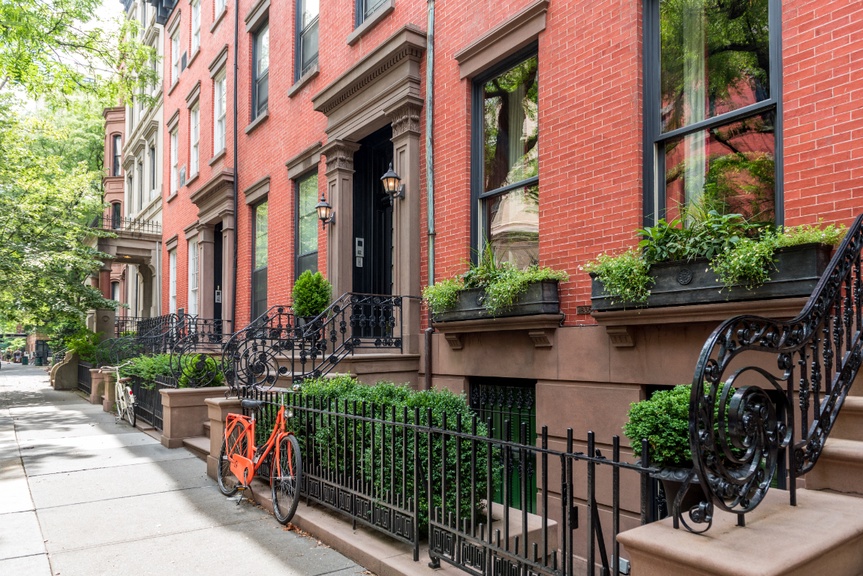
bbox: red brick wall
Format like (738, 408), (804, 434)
(783, 0), (863, 228)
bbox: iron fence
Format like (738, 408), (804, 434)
(239, 388), (654, 576)
(94, 214), (161, 235)
(77, 362), (93, 395)
(129, 375), (167, 431)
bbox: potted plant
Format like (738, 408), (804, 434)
(423, 245), (569, 322)
(587, 209), (846, 311)
(292, 270), (333, 326)
(623, 384), (705, 517)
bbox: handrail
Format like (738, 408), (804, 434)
(687, 214), (863, 532)
(222, 293), (405, 395)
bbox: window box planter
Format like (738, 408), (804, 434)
(591, 243), (833, 312)
(432, 280), (561, 323)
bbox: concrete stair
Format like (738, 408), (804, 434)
(804, 394), (863, 496)
(181, 420), (210, 461)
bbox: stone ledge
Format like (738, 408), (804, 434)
(617, 489), (863, 576)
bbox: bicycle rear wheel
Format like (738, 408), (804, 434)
(123, 387), (136, 427)
(272, 433), (302, 524)
(217, 423), (246, 496)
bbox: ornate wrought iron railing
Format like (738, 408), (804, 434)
(169, 316), (231, 387)
(94, 214), (161, 235)
(222, 293), (404, 392)
(687, 214), (863, 532)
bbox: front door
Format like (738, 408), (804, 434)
(352, 127), (393, 296)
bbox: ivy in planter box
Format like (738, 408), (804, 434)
(423, 245), (568, 317)
(586, 210), (845, 308)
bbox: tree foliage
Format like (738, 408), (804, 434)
(0, 96), (115, 333)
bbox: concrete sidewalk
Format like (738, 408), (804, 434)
(0, 362), (373, 576)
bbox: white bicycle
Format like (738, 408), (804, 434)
(101, 363), (136, 427)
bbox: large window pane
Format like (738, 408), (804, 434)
(484, 184), (539, 268)
(664, 110), (775, 224)
(297, 174), (318, 275)
(254, 202), (268, 270)
(482, 56), (538, 193)
(660, 0), (770, 133)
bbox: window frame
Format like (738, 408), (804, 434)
(295, 0), (319, 81)
(295, 171), (319, 277)
(170, 128), (179, 194)
(191, 0), (201, 54)
(470, 44), (540, 265)
(190, 105), (200, 176)
(149, 143), (157, 196)
(171, 30), (180, 86)
(642, 0), (783, 226)
(252, 22), (269, 120)
(187, 239), (199, 316)
(355, 0), (387, 27)
(251, 201), (269, 320)
(169, 249), (177, 313)
(112, 134), (122, 176)
(213, 73), (227, 153)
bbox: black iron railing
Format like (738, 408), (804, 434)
(240, 388), (654, 576)
(223, 293), (404, 391)
(115, 315), (148, 337)
(688, 214), (863, 532)
(94, 214), (161, 235)
(169, 316), (231, 387)
(129, 375), (168, 430)
(77, 361), (93, 395)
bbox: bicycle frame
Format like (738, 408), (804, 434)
(223, 401), (292, 487)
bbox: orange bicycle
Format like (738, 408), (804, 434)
(217, 390), (302, 524)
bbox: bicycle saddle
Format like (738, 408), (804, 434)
(240, 399), (265, 410)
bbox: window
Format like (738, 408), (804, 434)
(472, 50), (539, 269)
(111, 202), (122, 229)
(170, 129), (179, 194)
(137, 160), (144, 210)
(296, 173), (319, 275)
(252, 202), (268, 319)
(169, 249), (177, 313)
(645, 0), (778, 225)
(112, 135), (122, 176)
(216, 0), (226, 16)
(191, 0), (201, 54)
(111, 281), (121, 303)
(252, 23), (269, 119)
(149, 143), (157, 195)
(296, 0), (319, 80)
(190, 105), (200, 176)
(171, 30), (180, 85)
(188, 239), (199, 315)
(356, 0), (387, 26)
(214, 74), (227, 153)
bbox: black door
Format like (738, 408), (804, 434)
(214, 222), (223, 325)
(352, 127), (393, 296)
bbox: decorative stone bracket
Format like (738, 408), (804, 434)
(433, 314), (563, 350)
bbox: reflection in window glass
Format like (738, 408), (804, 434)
(479, 54), (539, 267)
(297, 174), (319, 275)
(665, 111), (775, 223)
(254, 202), (268, 270)
(660, 0), (769, 134)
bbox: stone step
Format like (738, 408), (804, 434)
(831, 396), (863, 442)
(805, 438), (863, 496)
(182, 435), (210, 461)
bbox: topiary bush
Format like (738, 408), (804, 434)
(119, 354), (173, 389)
(291, 270), (333, 318)
(177, 354), (225, 388)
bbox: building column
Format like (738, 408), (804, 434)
(387, 100), (423, 354)
(321, 140), (361, 300)
(198, 225), (216, 320)
(221, 214), (235, 331)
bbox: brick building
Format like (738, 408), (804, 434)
(144, 0), (863, 542)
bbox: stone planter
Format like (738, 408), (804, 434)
(160, 386), (230, 449)
(432, 280), (561, 323)
(591, 243), (833, 312)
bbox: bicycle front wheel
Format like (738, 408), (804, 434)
(217, 424), (246, 496)
(124, 387), (136, 428)
(272, 433), (302, 524)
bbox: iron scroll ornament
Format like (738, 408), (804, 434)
(687, 213), (863, 531)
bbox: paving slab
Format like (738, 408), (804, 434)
(0, 510), (46, 559)
(0, 457), (33, 514)
(0, 553), (52, 576)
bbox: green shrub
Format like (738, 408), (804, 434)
(295, 376), (495, 535)
(623, 385), (692, 468)
(65, 330), (100, 364)
(177, 354), (225, 388)
(292, 270), (333, 317)
(584, 249), (654, 305)
(119, 354), (173, 388)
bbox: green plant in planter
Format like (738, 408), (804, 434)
(177, 354), (225, 388)
(623, 384), (693, 468)
(587, 211), (846, 305)
(423, 245), (568, 316)
(291, 270), (333, 318)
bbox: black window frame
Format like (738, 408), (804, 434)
(294, 171), (319, 277)
(251, 200), (268, 320)
(355, 0), (387, 27)
(112, 134), (122, 176)
(642, 0), (783, 227)
(470, 44), (540, 265)
(295, 0), (319, 81)
(111, 202), (122, 229)
(252, 22), (269, 120)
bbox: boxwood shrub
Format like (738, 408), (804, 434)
(293, 376), (497, 536)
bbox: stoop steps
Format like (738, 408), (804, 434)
(804, 385), (863, 496)
(181, 419), (210, 461)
